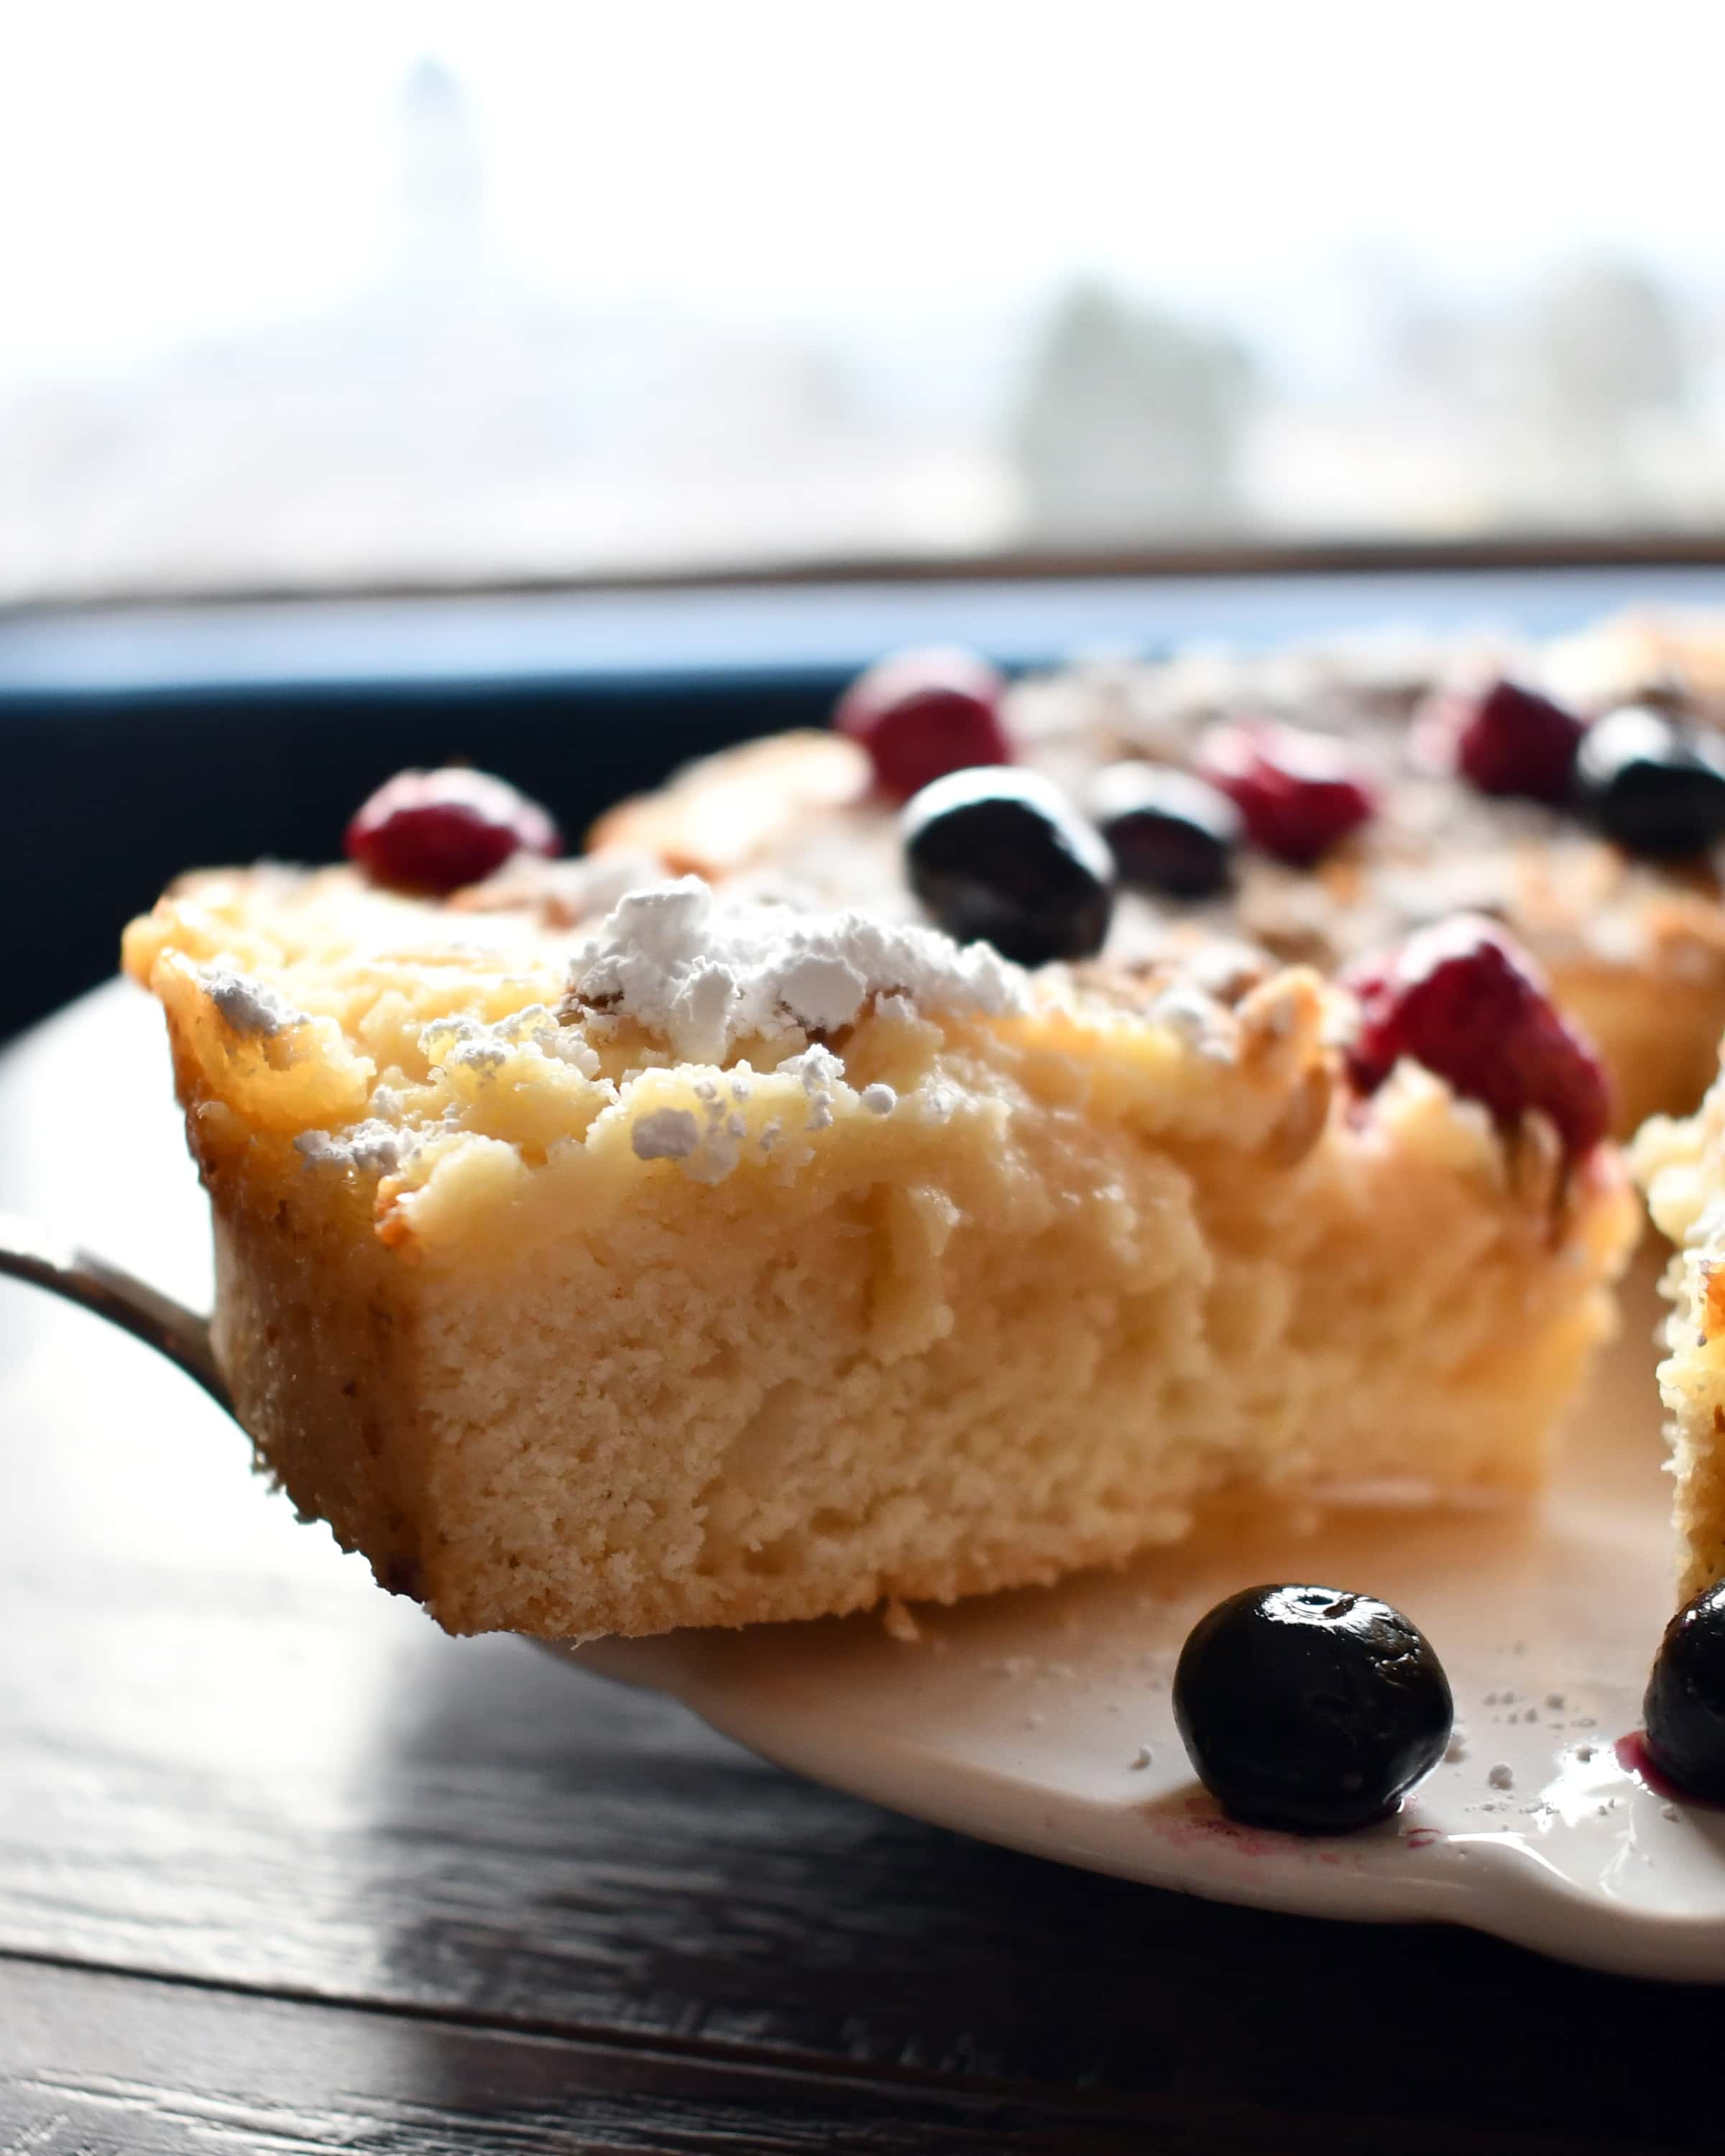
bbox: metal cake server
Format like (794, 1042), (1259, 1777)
(0, 1209), (232, 1414)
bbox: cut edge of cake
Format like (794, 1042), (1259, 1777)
(1634, 1080), (1725, 1603)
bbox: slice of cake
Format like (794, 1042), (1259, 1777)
(124, 839), (1636, 1640)
(1634, 1086), (1725, 1602)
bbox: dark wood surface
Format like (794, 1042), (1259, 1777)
(1, 985), (1720, 2155)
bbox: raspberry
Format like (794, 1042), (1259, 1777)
(1435, 678), (1587, 803)
(1194, 721), (1375, 866)
(345, 768), (561, 894)
(1343, 916), (1610, 1161)
(835, 648), (1012, 803)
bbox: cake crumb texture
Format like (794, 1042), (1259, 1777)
(1634, 1083), (1725, 1601)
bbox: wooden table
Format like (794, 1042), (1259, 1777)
(1, 984), (1719, 2155)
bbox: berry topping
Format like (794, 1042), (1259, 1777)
(1193, 720), (1376, 866)
(836, 647), (1012, 804)
(901, 767), (1114, 966)
(1642, 1581), (1725, 1802)
(1172, 1584), (1453, 1834)
(346, 768), (561, 894)
(1438, 678), (1588, 803)
(1087, 763), (1241, 898)
(1344, 915), (1610, 1161)
(1574, 705), (1725, 859)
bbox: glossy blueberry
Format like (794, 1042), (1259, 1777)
(1172, 1583), (1453, 1834)
(1574, 706), (1725, 859)
(1643, 1581), (1725, 1801)
(901, 767), (1114, 965)
(1087, 763), (1241, 898)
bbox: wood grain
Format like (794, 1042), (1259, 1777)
(0, 1958), (1693, 2156)
(0, 1960), (1169, 2156)
(0, 985), (1721, 2154)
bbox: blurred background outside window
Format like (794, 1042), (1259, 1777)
(4, 1), (1725, 604)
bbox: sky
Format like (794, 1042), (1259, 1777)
(2, 1), (1724, 390)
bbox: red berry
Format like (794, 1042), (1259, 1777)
(345, 768), (561, 893)
(836, 647), (1011, 803)
(1194, 721), (1375, 866)
(1343, 916), (1610, 1161)
(1433, 678), (1587, 803)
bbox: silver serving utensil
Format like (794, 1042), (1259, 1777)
(0, 1210), (231, 1414)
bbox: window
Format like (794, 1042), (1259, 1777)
(4, 1), (1723, 602)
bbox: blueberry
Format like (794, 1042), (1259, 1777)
(1643, 1581), (1725, 1800)
(1574, 706), (1725, 859)
(1172, 1583), (1453, 1834)
(1087, 763), (1241, 898)
(901, 768), (1114, 965)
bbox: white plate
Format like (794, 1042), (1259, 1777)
(17, 989), (1717, 1981)
(565, 1247), (1725, 1981)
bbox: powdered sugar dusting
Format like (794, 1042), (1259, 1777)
(781, 1042), (842, 1131)
(631, 1107), (701, 1162)
(295, 1120), (413, 1175)
(423, 1005), (602, 1079)
(1144, 983), (1238, 1062)
(200, 966), (306, 1038)
(564, 879), (1029, 1064)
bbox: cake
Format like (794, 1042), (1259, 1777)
(129, 607), (1725, 1642)
(591, 613), (1725, 1135)
(1635, 1087), (1725, 1603)
(123, 831), (1636, 1639)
